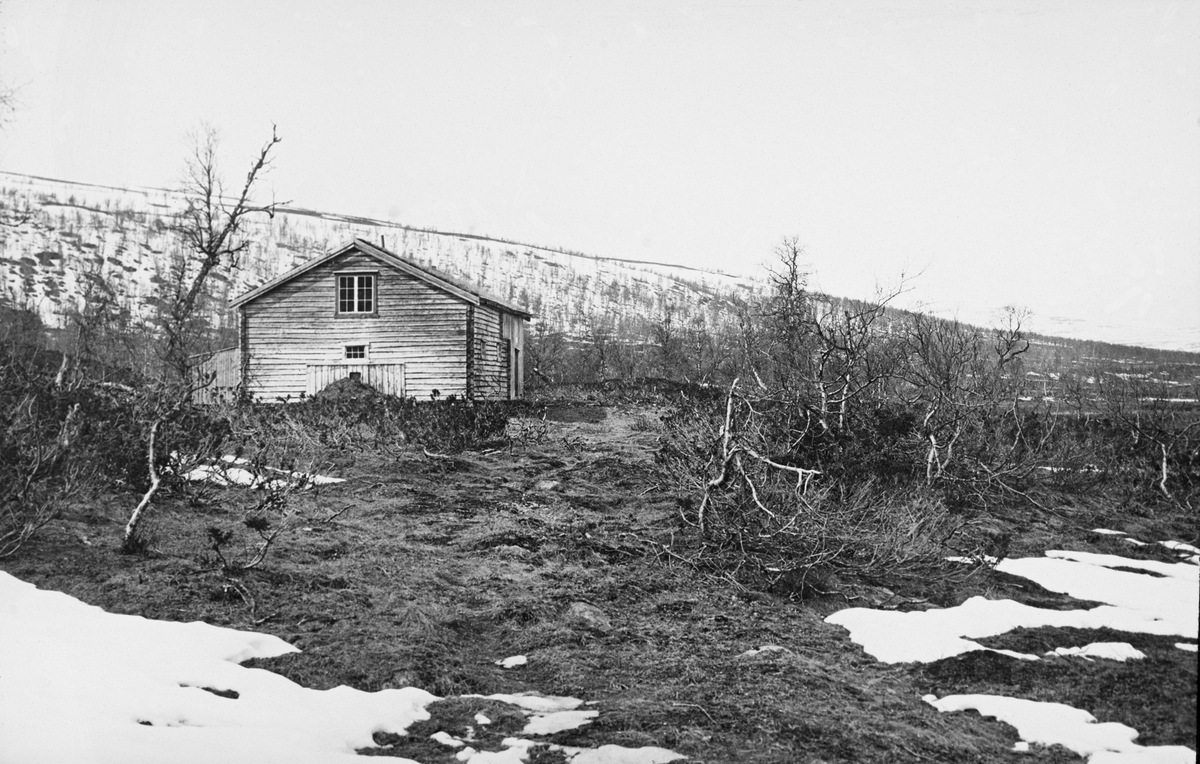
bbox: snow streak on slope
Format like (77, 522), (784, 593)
(0, 171), (760, 336)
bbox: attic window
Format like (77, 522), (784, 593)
(337, 274), (375, 314)
(345, 345), (366, 360)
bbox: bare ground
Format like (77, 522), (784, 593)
(3, 401), (1196, 763)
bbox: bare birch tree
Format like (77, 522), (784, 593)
(123, 125), (284, 551)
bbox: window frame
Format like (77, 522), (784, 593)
(334, 271), (379, 317)
(344, 344), (369, 361)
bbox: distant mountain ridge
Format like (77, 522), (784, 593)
(2, 170), (1198, 370)
(0, 170), (758, 338)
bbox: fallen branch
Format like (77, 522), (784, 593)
(742, 446), (821, 493)
(322, 504), (354, 523)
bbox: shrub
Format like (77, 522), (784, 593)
(0, 329), (90, 555)
(658, 382), (974, 594)
(220, 394), (517, 458)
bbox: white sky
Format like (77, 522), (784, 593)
(2, 0), (1198, 350)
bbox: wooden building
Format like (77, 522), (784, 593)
(199, 238), (531, 402)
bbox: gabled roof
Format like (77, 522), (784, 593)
(230, 238), (533, 319)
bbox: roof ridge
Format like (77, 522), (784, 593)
(230, 239), (532, 318)
(351, 238), (528, 316)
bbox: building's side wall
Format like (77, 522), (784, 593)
(472, 304), (507, 399)
(242, 249), (469, 400)
(193, 347), (240, 405)
(501, 311), (526, 400)
(468, 306), (527, 400)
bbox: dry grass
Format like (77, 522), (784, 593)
(1, 400), (1195, 763)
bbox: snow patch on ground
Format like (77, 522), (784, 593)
(1160, 540), (1200, 556)
(997, 554), (1198, 638)
(477, 693), (584, 713)
(0, 572), (682, 764)
(925, 695), (1196, 763)
(835, 548), (1197, 764)
(828, 596), (1132, 664)
(522, 710), (602, 735)
(1035, 549), (1197, 581)
(445, 738), (685, 764)
(181, 454), (344, 489)
(0, 571), (431, 763)
(495, 655), (527, 669)
(1086, 532), (1199, 562)
(828, 550), (1198, 663)
(945, 555), (999, 565)
(1047, 643), (1146, 662)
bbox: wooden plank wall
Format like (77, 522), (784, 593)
(243, 249), (469, 401)
(193, 347), (240, 405)
(472, 305), (508, 399)
(501, 312), (526, 399)
(308, 363), (405, 397)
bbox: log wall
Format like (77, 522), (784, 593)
(472, 304), (508, 399)
(242, 250), (468, 400)
(193, 347), (240, 405)
(501, 311), (526, 399)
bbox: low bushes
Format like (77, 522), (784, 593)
(0, 333), (518, 557)
(226, 393), (518, 457)
(657, 382), (978, 596)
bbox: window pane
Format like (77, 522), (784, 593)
(357, 276), (373, 312)
(345, 345), (365, 359)
(338, 274), (374, 313)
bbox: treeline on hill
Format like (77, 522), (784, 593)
(528, 240), (1200, 596)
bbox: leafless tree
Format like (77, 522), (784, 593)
(750, 238), (908, 433)
(581, 310), (616, 382)
(898, 307), (1031, 491)
(526, 321), (566, 385)
(1099, 372), (1200, 500)
(0, 62), (33, 228)
(0, 306), (87, 557)
(0, 62), (16, 129)
(124, 125), (284, 551)
(160, 124), (284, 384)
(652, 302), (682, 379)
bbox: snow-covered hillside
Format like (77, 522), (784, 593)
(0, 171), (762, 335)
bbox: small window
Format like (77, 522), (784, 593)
(337, 274), (375, 314)
(345, 345), (366, 360)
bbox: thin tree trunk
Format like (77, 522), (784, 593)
(1159, 442), (1171, 499)
(124, 419), (163, 547)
(926, 434), (938, 484)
